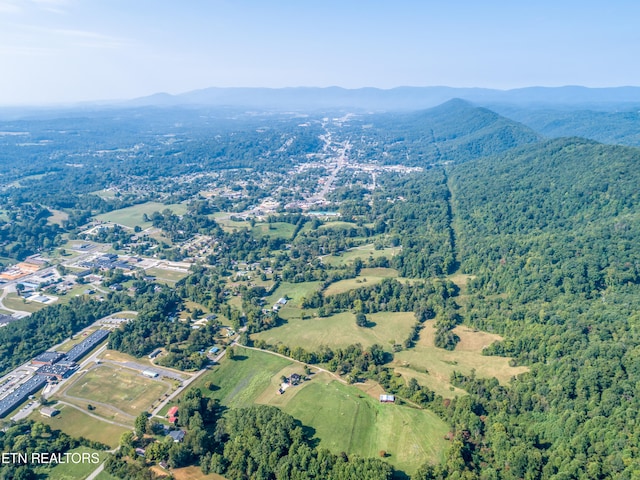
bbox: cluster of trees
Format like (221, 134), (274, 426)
(0, 420), (107, 480)
(108, 289), (186, 357)
(0, 296), (120, 376)
(0, 204), (63, 261)
(304, 278), (455, 316)
(252, 341), (388, 380)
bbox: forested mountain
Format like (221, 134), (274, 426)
(344, 99), (541, 167)
(426, 137), (640, 478)
(495, 107), (640, 147)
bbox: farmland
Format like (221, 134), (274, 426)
(280, 377), (448, 474)
(393, 323), (529, 396)
(95, 202), (187, 229)
(253, 311), (416, 351)
(64, 364), (170, 416)
(29, 404), (128, 448)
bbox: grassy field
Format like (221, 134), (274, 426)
(145, 266), (190, 284)
(65, 365), (170, 416)
(253, 311), (416, 351)
(34, 446), (108, 480)
(171, 466), (228, 480)
(322, 244), (401, 267)
(393, 323), (529, 396)
(280, 376), (448, 475)
(2, 292), (48, 313)
(91, 189), (117, 199)
(251, 222), (296, 240)
(95, 202), (187, 229)
(47, 208), (70, 226)
(163, 349), (292, 414)
(29, 404), (128, 448)
(323, 268), (398, 296)
(265, 281), (323, 306)
(95, 472), (121, 480)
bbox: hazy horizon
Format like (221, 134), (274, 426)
(2, 1), (639, 105)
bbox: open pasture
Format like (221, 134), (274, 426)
(280, 377), (448, 475)
(253, 311), (416, 351)
(95, 202), (187, 229)
(29, 404), (128, 448)
(393, 323), (529, 393)
(322, 244), (401, 267)
(323, 267), (398, 296)
(65, 364), (170, 416)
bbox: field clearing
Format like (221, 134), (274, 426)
(34, 446), (108, 480)
(323, 268), (398, 296)
(394, 323), (529, 390)
(253, 364), (314, 408)
(29, 404), (128, 448)
(252, 222), (296, 240)
(165, 349), (291, 413)
(95, 471), (120, 480)
(2, 292), (47, 313)
(317, 220), (358, 230)
(253, 311), (416, 351)
(281, 377), (448, 474)
(171, 466), (228, 480)
(95, 202), (187, 229)
(91, 189), (117, 199)
(65, 365), (170, 416)
(322, 244), (401, 266)
(145, 266), (189, 284)
(47, 208), (70, 226)
(265, 281), (323, 307)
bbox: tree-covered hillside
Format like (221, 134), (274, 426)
(346, 99), (541, 167)
(427, 137), (640, 478)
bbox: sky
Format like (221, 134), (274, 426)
(0, 0), (639, 105)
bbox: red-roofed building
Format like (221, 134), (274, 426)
(167, 406), (178, 423)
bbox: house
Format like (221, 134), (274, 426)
(168, 430), (186, 442)
(379, 394), (395, 403)
(167, 406), (178, 423)
(40, 407), (59, 418)
(148, 349), (162, 359)
(209, 346), (220, 355)
(290, 373), (301, 385)
(277, 298), (288, 305)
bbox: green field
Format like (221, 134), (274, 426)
(393, 323), (529, 396)
(165, 349), (292, 413)
(29, 404), (128, 448)
(65, 365), (170, 416)
(265, 281), (323, 307)
(251, 222), (296, 240)
(145, 266), (190, 284)
(95, 201), (187, 229)
(279, 377), (448, 475)
(34, 446), (108, 480)
(323, 268), (399, 296)
(2, 292), (48, 313)
(253, 311), (416, 351)
(322, 244), (401, 267)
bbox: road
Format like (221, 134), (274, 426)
(150, 343), (229, 418)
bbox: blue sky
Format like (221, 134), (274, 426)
(0, 0), (638, 105)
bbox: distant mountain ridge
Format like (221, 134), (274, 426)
(348, 98), (541, 166)
(126, 85), (640, 111)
